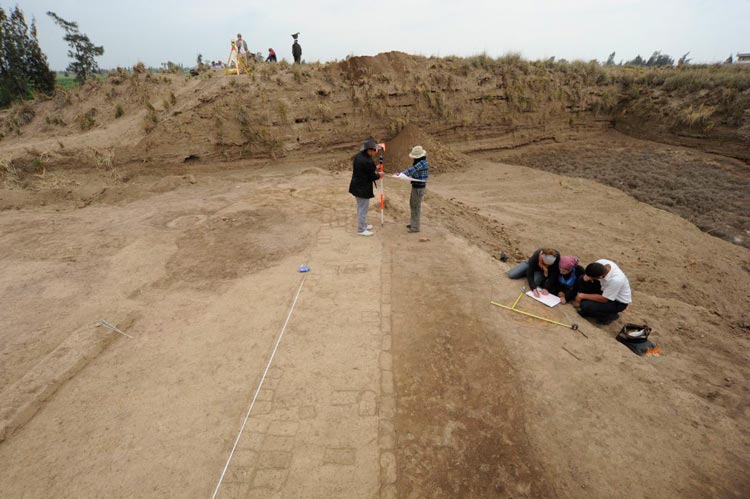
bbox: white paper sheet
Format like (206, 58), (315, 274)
(525, 291), (561, 307)
(393, 173), (427, 183)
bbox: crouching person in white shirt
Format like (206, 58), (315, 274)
(574, 259), (632, 325)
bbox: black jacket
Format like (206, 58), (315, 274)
(527, 248), (560, 290)
(548, 265), (585, 301)
(348, 150), (380, 199)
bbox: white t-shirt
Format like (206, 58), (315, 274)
(597, 259), (632, 304)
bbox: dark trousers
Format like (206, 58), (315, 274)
(579, 299), (628, 320)
(576, 275), (627, 319)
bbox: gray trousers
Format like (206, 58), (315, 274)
(355, 197), (370, 232)
(410, 187), (425, 230)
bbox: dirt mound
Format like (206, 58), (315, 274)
(328, 125), (468, 175)
(384, 124), (468, 174)
(4, 52), (747, 181)
(334, 51), (424, 83)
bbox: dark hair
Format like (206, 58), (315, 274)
(585, 262), (607, 278)
(412, 157), (425, 165)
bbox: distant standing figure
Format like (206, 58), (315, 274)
(575, 259), (632, 325)
(236, 33), (248, 54)
(236, 33), (249, 65)
(393, 145), (429, 233)
(266, 48), (277, 62)
(349, 139), (383, 236)
(292, 33), (302, 64)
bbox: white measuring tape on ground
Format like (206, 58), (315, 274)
(210, 275), (307, 499)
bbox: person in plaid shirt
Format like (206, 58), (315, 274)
(395, 145), (429, 233)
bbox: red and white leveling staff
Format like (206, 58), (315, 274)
(377, 143), (386, 225)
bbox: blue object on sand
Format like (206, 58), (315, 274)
(298, 265), (310, 273)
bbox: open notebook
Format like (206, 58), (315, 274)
(525, 290), (561, 307)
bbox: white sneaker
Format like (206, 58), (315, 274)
(359, 230), (374, 236)
(366, 224), (373, 230)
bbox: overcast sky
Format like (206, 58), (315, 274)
(5, 0), (750, 70)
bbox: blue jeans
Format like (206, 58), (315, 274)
(507, 261), (544, 288)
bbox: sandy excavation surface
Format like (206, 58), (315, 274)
(492, 131), (750, 248)
(1, 129), (749, 498)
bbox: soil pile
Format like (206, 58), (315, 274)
(334, 51), (425, 83)
(384, 124), (468, 174)
(329, 125), (469, 175)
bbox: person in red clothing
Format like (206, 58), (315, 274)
(266, 48), (277, 62)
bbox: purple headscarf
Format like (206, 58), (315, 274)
(559, 256), (579, 273)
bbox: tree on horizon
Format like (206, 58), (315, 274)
(0, 6), (55, 107)
(625, 51), (675, 67)
(646, 51), (674, 67)
(677, 52), (691, 66)
(47, 11), (104, 84)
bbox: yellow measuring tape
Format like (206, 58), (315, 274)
(491, 288), (586, 338)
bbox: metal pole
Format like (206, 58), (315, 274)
(379, 171), (384, 226)
(378, 146), (385, 226)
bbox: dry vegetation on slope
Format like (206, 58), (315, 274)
(1, 52), (749, 244)
(2, 53), (748, 166)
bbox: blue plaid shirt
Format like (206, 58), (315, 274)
(402, 158), (429, 185)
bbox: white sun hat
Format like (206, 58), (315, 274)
(408, 145), (427, 158)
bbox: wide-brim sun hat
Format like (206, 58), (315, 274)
(363, 139), (379, 151)
(409, 145), (427, 158)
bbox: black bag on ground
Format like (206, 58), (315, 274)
(616, 323), (655, 356)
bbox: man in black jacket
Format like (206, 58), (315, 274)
(349, 139), (382, 236)
(292, 33), (302, 64)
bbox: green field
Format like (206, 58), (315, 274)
(55, 73), (106, 89)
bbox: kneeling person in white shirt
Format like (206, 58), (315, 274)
(575, 259), (632, 325)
